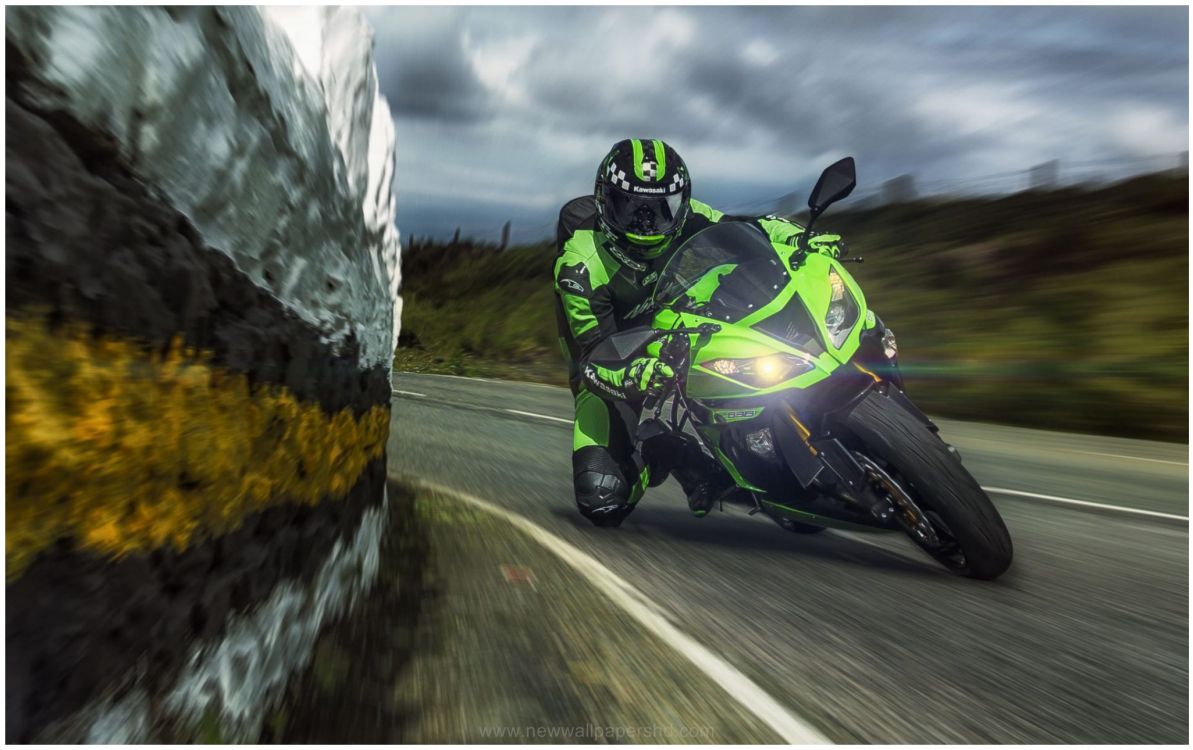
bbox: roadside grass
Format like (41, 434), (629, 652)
(266, 479), (777, 743)
(396, 171), (1188, 441)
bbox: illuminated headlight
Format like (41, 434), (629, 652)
(825, 268), (860, 347)
(702, 353), (814, 388)
(746, 428), (777, 460)
(882, 328), (898, 360)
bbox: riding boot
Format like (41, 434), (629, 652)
(670, 440), (734, 517)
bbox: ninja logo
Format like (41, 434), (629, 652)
(603, 243), (647, 271)
(626, 298), (655, 320)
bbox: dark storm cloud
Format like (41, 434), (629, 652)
(363, 6), (1188, 240)
(380, 50), (490, 122)
(369, 7), (492, 122)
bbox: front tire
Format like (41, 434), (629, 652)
(841, 390), (1013, 579)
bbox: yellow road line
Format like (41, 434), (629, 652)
(5, 313), (389, 578)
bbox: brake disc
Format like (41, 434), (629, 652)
(853, 453), (940, 547)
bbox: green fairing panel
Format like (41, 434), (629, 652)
(762, 501), (888, 532)
(783, 253), (868, 364)
(682, 263), (739, 307)
(656, 308), (837, 400)
(696, 426), (766, 492)
(645, 242), (869, 400)
(629, 464), (650, 504)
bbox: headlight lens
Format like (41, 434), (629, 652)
(825, 268), (860, 347)
(702, 353), (814, 388)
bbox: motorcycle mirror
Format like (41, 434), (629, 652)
(588, 326), (660, 364)
(808, 157), (857, 214)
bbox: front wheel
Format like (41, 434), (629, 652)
(840, 390), (1013, 579)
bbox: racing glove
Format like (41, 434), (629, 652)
(583, 356), (675, 401)
(806, 232), (845, 259)
(624, 357), (675, 400)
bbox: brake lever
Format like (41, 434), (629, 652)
(641, 322), (716, 414)
(642, 384), (670, 416)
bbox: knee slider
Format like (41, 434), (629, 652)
(573, 447), (631, 520)
(574, 470), (629, 518)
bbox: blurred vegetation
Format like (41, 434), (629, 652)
(396, 171), (1188, 442)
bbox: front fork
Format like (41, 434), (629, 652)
(771, 375), (956, 527)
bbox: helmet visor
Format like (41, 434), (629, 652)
(603, 186), (685, 237)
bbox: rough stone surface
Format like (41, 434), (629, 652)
(5, 88), (389, 416)
(6, 460), (387, 743)
(4, 5), (401, 742)
(5, 5), (401, 369)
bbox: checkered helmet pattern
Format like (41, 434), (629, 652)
(606, 161), (632, 191)
(594, 138), (694, 260)
(670, 169), (686, 193)
(598, 138), (689, 194)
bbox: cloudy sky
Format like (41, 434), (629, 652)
(360, 6), (1188, 243)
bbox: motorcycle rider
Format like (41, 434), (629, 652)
(554, 138), (845, 526)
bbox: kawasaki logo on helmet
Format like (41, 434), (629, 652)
(631, 186), (667, 194)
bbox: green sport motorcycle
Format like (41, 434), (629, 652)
(589, 158), (1013, 579)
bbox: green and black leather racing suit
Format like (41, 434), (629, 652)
(552, 196), (837, 524)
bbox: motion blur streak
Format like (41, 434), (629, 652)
(5, 5), (399, 742)
(39, 496), (387, 744)
(5, 312), (389, 578)
(410, 478), (832, 745)
(388, 373), (1188, 743)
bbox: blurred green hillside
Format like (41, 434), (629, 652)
(396, 171), (1188, 441)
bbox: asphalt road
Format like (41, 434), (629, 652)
(388, 372), (1189, 744)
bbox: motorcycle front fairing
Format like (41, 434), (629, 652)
(648, 224), (893, 523)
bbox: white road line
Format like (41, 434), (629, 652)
(403, 372), (497, 383)
(393, 389), (426, 398)
(406, 374), (1191, 466)
(406, 478), (832, 745)
(402, 398), (1188, 524)
(1066, 449), (1188, 467)
(399, 372), (559, 389)
(982, 486), (1188, 522)
(505, 408), (573, 425)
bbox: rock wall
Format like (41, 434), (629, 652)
(5, 6), (400, 742)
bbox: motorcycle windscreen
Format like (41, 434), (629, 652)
(653, 222), (787, 323)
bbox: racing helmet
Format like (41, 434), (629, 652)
(594, 138), (692, 262)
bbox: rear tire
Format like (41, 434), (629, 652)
(841, 390), (1013, 579)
